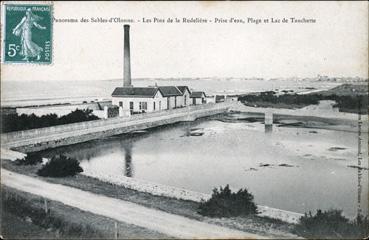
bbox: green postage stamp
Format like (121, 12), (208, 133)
(2, 4), (53, 64)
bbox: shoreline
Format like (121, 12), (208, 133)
(2, 82), (365, 109)
(82, 168), (303, 224)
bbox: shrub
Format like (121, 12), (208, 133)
(37, 155), (83, 177)
(59, 109), (99, 124)
(1, 108), (99, 133)
(15, 152), (43, 165)
(294, 209), (369, 239)
(238, 91), (368, 114)
(198, 185), (257, 217)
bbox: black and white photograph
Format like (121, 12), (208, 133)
(1, 1), (368, 239)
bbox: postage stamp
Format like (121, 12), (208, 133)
(2, 4), (53, 64)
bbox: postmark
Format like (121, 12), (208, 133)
(2, 4), (53, 64)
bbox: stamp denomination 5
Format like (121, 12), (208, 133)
(2, 4), (53, 64)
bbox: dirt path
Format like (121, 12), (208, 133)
(2, 169), (266, 239)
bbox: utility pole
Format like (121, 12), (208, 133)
(114, 221), (119, 239)
(43, 198), (49, 214)
(356, 95), (363, 218)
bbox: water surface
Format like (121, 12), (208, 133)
(41, 113), (368, 218)
(2, 79), (339, 106)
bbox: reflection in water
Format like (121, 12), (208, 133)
(122, 141), (133, 177)
(185, 123), (191, 136)
(265, 124), (273, 133)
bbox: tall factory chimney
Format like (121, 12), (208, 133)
(123, 25), (132, 87)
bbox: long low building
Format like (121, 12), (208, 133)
(111, 86), (194, 113)
(112, 25), (205, 115)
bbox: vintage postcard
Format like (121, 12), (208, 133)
(1, 1), (368, 239)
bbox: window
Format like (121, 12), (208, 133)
(139, 102), (147, 110)
(184, 96), (187, 106)
(159, 101), (161, 110)
(154, 102), (156, 110)
(119, 101), (123, 107)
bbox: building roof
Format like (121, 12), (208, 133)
(190, 91), (206, 98)
(157, 86), (182, 97)
(176, 86), (191, 95)
(112, 85), (196, 98)
(215, 95), (225, 101)
(112, 87), (160, 98)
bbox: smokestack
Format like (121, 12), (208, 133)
(123, 25), (132, 87)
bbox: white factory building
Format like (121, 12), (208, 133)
(111, 86), (193, 113)
(111, 25), (206, 114)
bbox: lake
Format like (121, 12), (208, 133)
(41, 112), (368, 218)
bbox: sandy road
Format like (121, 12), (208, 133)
(1, 169), (266, 239)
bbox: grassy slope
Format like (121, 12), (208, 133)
(318, 84), (368, 96)
(1, 210), (58, 239)
(1, 160), (298, 238)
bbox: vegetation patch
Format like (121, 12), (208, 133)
(294, 209), (369, 239)
(15, 152), (43, 165)
(37, 155), (83, 177)
(238, 90), (368, 114)
(1, 108), (99, 133)
(198, 185), (258, 217)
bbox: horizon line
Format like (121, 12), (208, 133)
(2, 75), (368, 82)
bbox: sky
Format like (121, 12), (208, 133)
(1, 1), (368, 81)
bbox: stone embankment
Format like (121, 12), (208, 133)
(231, 101), (368, 132)
(1, 102), (232, 152)
(82, 168), (303, 224)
